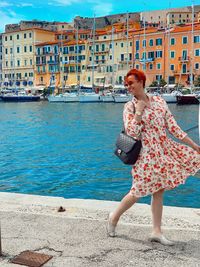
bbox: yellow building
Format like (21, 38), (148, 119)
(2, 28), (55, 87)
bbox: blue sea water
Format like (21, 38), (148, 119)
(0, 101), (199, 208)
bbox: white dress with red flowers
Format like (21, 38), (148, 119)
(123, 95), (200, 197)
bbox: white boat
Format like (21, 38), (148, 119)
(48, 94), (65, 102)
(161, 91), (182, 103)
(79, 92), (102, 103)
(64, 92), (79, 102)
(114, 94), (132, 103)
(100, 92), (114, 102)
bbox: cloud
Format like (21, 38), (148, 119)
(49, 0), (81, 6)
(0, 1), (12, 7)
(92, 3), (113, 16)
(0, 10), (24, 32)
(19, 3), (34, 7)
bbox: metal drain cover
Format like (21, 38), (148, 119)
(11, 250), (53, 267)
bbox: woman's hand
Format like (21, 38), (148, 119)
(135, 100), (148, 113)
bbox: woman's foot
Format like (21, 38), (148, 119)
(107, 212), (117, 237)
(149, 233), (174, 246)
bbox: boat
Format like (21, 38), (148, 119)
(113, 85), (132, 103)
(100, 91), (114, 102)
(64, 92), (79, 102)
(176, 94), (199, 104)
(79, 91), (102, 103)
(48, 94), (65, 102)
(1, 91), (40, 102)
(161, 91), (182, 103)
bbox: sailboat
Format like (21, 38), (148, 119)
(79, 16), (102, 103)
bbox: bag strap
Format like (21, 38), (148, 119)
(122, 101), (135, 133)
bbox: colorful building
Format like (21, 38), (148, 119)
(2, 28), (55, 87)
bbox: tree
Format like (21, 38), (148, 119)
(194, 75), (200, 87)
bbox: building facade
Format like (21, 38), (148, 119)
(2, 28), (55, 86)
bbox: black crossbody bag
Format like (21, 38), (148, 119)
(114, 102), (142, 165)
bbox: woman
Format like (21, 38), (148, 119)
(107, 69), (200, 245)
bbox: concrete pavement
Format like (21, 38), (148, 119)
(0, 192), (199, 267)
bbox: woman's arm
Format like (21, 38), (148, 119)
(182, 135), (200, 153)
(123, 101), (144, 139)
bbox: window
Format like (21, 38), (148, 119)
(5, 48), (8, 54)
(182, 50), (187, 60)
(17, 60), (20, 66)
(24, 46), (27, 53)
(142, 52), (146, 59)
(157, 63), (161, 70)
(5, 36), (7, 41)
(195, 49), (200, 56)
(156, 38), (162, 46)
(88, 76), (91, 82)
(135, 52), (139, 59)
(30, 46), (32, 52)
(194, 36), (200, 43)
(170, 51), (175, 58)
(96, 45), (99, 51)
(16, 34), (19, 40)
(120, 54), (124, 61)
(121, 42), (124, 48)
(24, 33), (27, 39)
(182, 36), (188, 44)
(149, 39), (153, 46)
(148, 51), (154, 59)
(136, 40), (139, 51)
(142, 64), (146, 70)
(149, 63), (153, 70)
(170, 64), (174, 71)
(10, 35), (12, 41)
(24, 60), (27, 66)
(130, 42), (132, 46)
(142, 39), (146, 47)
(135, 64), (139, 69)
(170, 38), (175, 45)
(156, 75), (162, 81)
(102, 44), (105, 51)
(30, 59), (32, 65)
(182, 63), (187, 73)
(195, 63), (199, 69)
(10, 48), (13, 54)
(155, 50), (163, 58)
(109, 44), (112, 49)
(17, 47), (20, 53)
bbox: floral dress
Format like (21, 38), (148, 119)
(123, 95), (200, 197)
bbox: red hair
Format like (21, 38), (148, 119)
(124, 69), (146, 87)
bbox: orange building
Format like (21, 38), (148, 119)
(132, 23), (200, 87)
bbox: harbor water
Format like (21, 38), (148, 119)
(0, 101), (199, 208)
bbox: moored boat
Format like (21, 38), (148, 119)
(176, 94), (199, 104)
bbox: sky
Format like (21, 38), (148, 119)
(0, 0), (197, 32)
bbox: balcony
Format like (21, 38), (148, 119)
(94, 49), (109, 54)
(178, 56), (190, 62)
(119, 60), (132, 64)
(139, 58), (154, 63)
(47, 60), (59, 65)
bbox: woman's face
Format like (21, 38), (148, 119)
(126, 75), (143, 95)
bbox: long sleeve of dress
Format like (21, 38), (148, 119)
(164, 100), (187, 140)
(123, 101), (143, 139)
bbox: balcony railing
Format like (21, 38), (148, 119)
(178, 56), (190, 62)
(139, 58), (154, 63)
(47, 60), (59, 64)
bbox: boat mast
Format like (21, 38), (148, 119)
(126, 11), (129, 70)
(61, 31), (64, 91)
(75, 25), (79, 87)
(92, 15), (96, 89)
(190, 1), (194, 90)
(111, 24), (115, 88)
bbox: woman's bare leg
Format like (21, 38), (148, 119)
(151, 189), (165, 235)
(110, 192), (139, 226)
